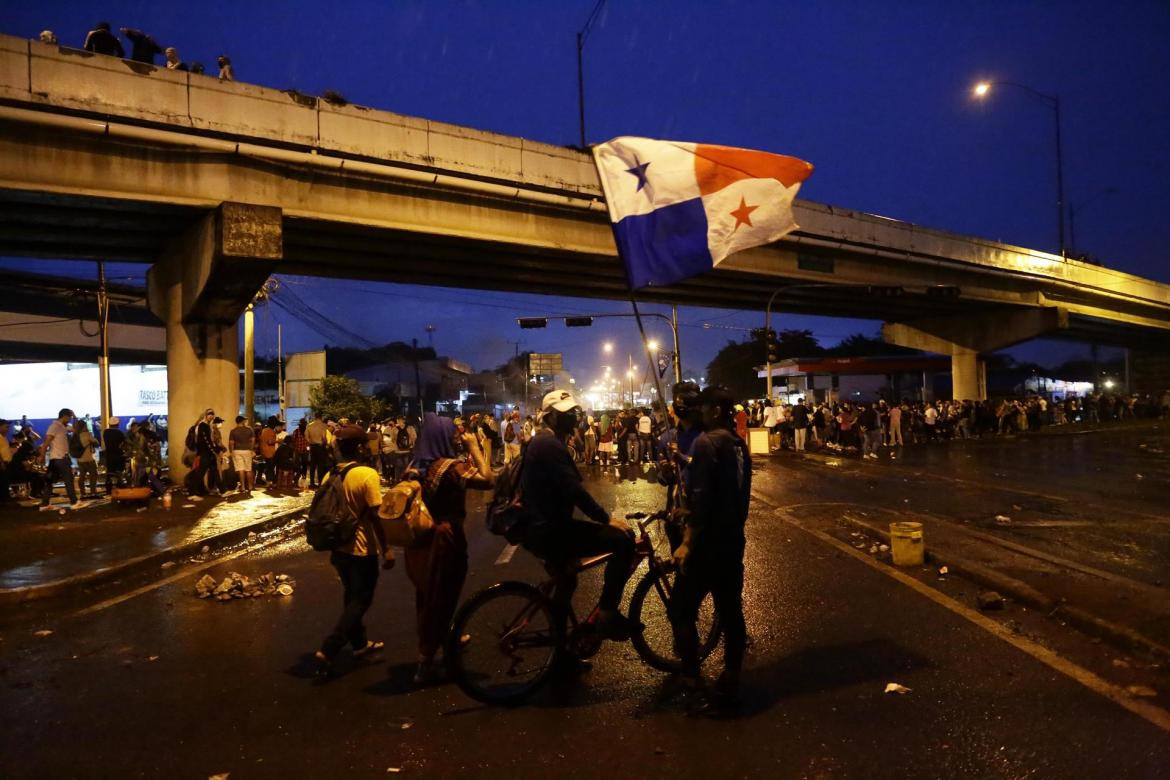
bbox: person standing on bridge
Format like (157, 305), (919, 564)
(217, 55), (235, 82)
(163, 47), (189, 72)
(83, 22), (124, 58)
(119, 27), (162, 64)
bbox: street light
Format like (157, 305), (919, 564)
(603, 342), (613, 353)
(972, 79), (1066, 258)
(647, 340), (659, 352)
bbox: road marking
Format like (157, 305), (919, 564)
(72, 536), (299, 617)
(751, 491), (1170, 735)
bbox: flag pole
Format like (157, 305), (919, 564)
(629, 295), (674, 430)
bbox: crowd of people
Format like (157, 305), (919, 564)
(36, 21), (235, 80)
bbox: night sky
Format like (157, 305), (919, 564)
(5, 1), (1168, 383)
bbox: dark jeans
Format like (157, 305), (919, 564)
(321, 551), (380, 659)
(190, 448), (219, 495)
(524, 519), (635, 614)
(41, 457), (77, 505)
(105, 459), (126, 493)
(309, 444), (329, 486)
(670, 543), (747, 680)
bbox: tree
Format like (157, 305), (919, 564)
(309, 375), (386, 423)
(707, 329), (826, 399)
(826, 332), (921, 357)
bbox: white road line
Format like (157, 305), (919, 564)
(72, 537), (298, 617)
(751, 491), (1170, 735)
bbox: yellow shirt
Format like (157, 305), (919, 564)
(322, 462), (383, 557)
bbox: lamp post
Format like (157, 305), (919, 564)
(973, 80), (1066, 258)
(576, 0), (607, 148)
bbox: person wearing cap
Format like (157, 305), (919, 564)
(315, 424), (387, 675)
(102, 417), (126, 494)
(519, 390), (639, 641)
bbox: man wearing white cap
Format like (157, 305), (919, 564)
(519, 390), (639, 641)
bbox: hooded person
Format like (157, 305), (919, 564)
(400, 414), (494, 684)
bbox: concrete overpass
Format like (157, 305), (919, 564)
(2, 32), (1169, 468)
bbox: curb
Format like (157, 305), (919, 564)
(836, 514), (1170, 664)
(0, 502), (309, 607)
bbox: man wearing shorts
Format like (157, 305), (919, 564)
(228, 415), (256, 495)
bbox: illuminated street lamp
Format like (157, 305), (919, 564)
(603, 342), (613, 353)
(972, 79), (1066, 258)
(647, 339), (659, 352)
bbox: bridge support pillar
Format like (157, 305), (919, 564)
(882, 307), (1067, 401)
(147, 203), (282, 478)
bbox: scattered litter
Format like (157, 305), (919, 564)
(181, 504), (196, 509)
(195, 572), (296, 600)
(386, 769), (401, 774)
(1011, 505), (1022, 511)
(903, 499), (910, 503)
(58, 509), (66, 516)
(1135, 474), (1144, 480)
(879, 544), (890, 553)
(136, 507), (148, 513)
(201, 545), (211, 558)
(189, 496), (203, 502)
(33, 629), (53, 637)
(1112, 659), (1131, 669)
(884, 683), (912, 695)
(938, 566), (949, 576)
(977, 591), (1006, 611)
(209, 774), (230, 780)
(653, 747), (666, 756)
(148, 655), (159, 662)
(994, 515), (1012, 525)
(869, 544), (879, 554)
(400, 721), (413, 730)
(1126, 685), (1157, 698)
(160, 561), (176, 569)
(247, 531), (258, 544)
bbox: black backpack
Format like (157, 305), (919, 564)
(485, 453), (535, 544)
(396, 427), (411, 451)
(185, 424), (198, 451)
(68, 432), (85, 459)
(304, 464), (361, 552)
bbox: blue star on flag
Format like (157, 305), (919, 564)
(625, 157), (651, 192)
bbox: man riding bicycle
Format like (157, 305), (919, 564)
(520, 389), (640, 641)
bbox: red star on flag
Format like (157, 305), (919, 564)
(729, 197), (758, 231)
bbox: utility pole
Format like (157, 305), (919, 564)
(412, 337), (423, 420)
(96, 261), (112, 429)
(671, 304), (682, 384)
(244, 303), (255, 424)
(576, 0), (606, 148)
(277, 323), (285, 424)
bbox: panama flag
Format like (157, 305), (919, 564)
(592, 137), (813, 289)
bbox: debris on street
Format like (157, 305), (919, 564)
(994, 515), (1012, 525)
(195, 572), (296, 601)
(977, 591), (1006, 611)
(884, 683), (912, 695)
(1126, 685), (1157, 698)
(33, 629), (53, 637)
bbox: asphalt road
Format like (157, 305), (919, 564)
(3, 435), (1169, 779)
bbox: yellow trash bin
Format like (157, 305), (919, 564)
(889, 521), (924, 567)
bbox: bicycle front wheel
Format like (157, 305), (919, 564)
(445, 581), (562, 705)
(628, 567), (721, 673)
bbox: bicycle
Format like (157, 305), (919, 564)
(445, 510), (722, 705)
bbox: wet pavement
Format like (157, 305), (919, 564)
(1, 429), (1169, 778)
(0, 489), (310, 591)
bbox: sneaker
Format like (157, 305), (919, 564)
(412, 657), (441, 686)
(352, 639), (384, 658)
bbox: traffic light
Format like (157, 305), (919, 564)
(518, 318), (548, 329)
(765, 329), (779, 363)
(564, 316), (594, 327)
(866, 286), (905, 297)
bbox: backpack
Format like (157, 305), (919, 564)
(376, 467), (440, 548)
(185, 424), (198, 452)
(69, 432), (85, 459)
(396, 427), (411, 450)
(504, 422), (515, 443)
(485, 452), (536, 544)
(304, 464), (361, 552)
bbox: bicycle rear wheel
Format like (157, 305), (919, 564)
(445, 581), (561, 705)
(628, 567), (721, 673)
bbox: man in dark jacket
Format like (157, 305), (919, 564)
(120, 27), (163, 64)
(670, 385), (752, 707)
(190, 408), (221, 496)
(84, 22), (124, 57)
(791, 398), (810, 451)
(521, 390), (638, 641)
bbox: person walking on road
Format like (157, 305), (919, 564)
(74, 419), (99, 499)
(669, 385), (751, 709)
(888, 402), (904, 447)
(314, 425), (388, 677)
(859, 403), (882, 460)
(402, 414), (494, 684)
(502, 411), (523, 465)
(39, 408), (78, 509)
